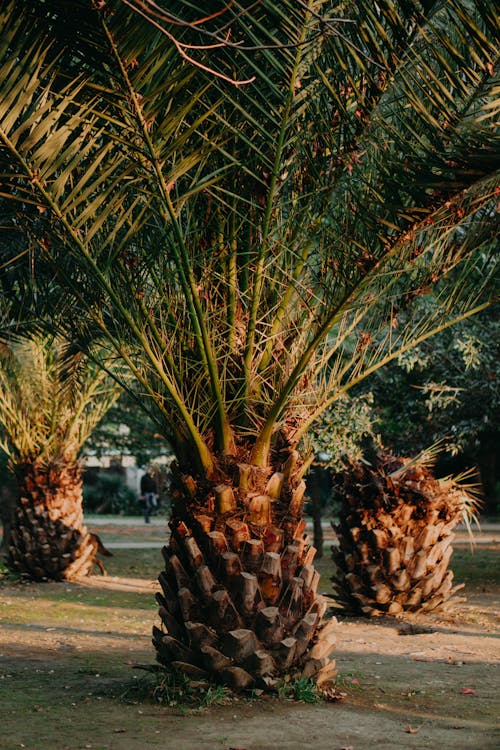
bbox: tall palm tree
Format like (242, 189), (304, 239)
(0, 334), (122, 580)
(0, 0), (498, 689)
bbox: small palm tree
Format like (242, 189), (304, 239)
(0, 0), (498, 688)
(332, 447), (479, 616)
(0, 335), (121, 580)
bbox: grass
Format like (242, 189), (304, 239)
(276, 676), (323, 703)
(449, 546), (500, 587)
(99, 548), (165, 578)
(335, 671), (363, 691)
(134, 669), (234, 709)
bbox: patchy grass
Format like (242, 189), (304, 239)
(1, 536), (499, 750)
(450, 545), (500, 588)
(121, 668), (235, 710)
(276, 676), (323, 704)
(99, 548), (165, 579)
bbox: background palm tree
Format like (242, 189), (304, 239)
(0, 334), (122, 580)
(0, 0), (498, 688)
(332, 446), (480, 616)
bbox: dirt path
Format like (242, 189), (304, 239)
(1, 566), (499, 750)
(1, 524), (499, 750)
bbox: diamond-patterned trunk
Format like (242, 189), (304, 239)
(153, 452), (337, 692)
(8, 460), (97, 580)
(332, 454), (468, 616)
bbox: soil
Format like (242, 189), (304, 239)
(0, 534), (498, 750)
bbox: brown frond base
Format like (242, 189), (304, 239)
(332, 453), (468, 617)
(7, 461), (97, 581)
(153, 455), (337, 692)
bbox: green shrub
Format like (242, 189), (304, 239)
(83, 473), (139, 515)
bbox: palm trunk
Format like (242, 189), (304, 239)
(332, 453), (467, 616)
(8, 460), (97, 581)
(153, 450), (337, 692)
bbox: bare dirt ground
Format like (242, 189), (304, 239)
(0, 525), (498, 750)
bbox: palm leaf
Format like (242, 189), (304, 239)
(0, 0), (498, 473)
(0, 333), (123, 466)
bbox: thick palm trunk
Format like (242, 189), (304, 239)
(8, 460), (97, 580)
(332, 453), (468, 617)
(153, 451), (337, 692)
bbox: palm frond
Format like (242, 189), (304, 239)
(0, 333), (122, 466)
(0, 0), (498, 473)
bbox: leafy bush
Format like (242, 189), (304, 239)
(83, 473), (139, 515)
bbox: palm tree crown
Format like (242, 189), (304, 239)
(0, 0), (497, 477)
(0, 335), (121, 468)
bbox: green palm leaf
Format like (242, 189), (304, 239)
(0, 334), (122, 465)
(0, 0), (497, 473)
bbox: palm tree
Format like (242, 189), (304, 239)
(0, 334), (121, 580)
(332, 447), (479, 616)
(0, 0), (498, 689)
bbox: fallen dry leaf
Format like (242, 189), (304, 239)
(411, 655), (434, 662)
(321, 687), (347, 702)
(404, 725), (420, 734)
(460, 687), (478, 696)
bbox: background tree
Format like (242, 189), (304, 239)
(369, 306), (499, 510)
(308, 392), (378, 556)
(82, 391), (173, 515)
(85, 391), (173, 470)
(0, 0), (498, 689)
(0, 334), (122, 579)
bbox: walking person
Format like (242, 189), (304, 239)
(140, 469), (157, 524)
